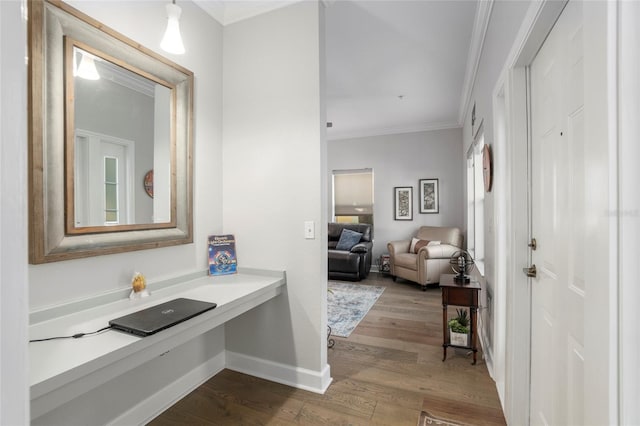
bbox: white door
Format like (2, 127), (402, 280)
(75, 130), (134, 227)
(98, 142), (127, 225)
(529, 1), (585, 424)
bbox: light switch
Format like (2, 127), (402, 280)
(304, 221), (315, 239)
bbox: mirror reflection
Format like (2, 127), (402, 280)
(29, 0), (193, 263)
(70, 44), (172, 229)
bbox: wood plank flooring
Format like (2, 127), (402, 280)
(150, 273), (506, 425)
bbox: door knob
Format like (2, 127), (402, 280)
(528, 238), (537, 250)
(523, 264), (537, 278)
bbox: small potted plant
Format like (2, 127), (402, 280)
(448, 308), (470, 346)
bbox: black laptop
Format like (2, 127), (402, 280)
(109, 298), (217, 337)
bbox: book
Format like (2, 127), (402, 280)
(208, 234), (237, 276)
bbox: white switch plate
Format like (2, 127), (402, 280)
(304, 221), (315, 239)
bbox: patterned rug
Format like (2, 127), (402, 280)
(327, 282), (385, 337)
(417, 410), (467, 426)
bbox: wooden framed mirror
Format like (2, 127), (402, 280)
(28, 0), (194, 263)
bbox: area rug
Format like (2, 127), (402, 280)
(327, 282), (385, 337)
(417, 410), (467, 426)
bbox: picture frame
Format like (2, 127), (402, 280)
(394, 186), (413, 220)
(419, 178), (439, 214)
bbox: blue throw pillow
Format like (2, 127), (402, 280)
(335, 228), (363, 251)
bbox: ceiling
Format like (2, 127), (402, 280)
(192, 0), (299, 26)
(194, 0), (485, 141)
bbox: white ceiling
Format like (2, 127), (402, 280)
(193, 0), (300, 26)
(325, 1), (479, 140)
(194, 0), (484, 140)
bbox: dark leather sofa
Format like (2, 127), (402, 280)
(328, 223), (373, 281)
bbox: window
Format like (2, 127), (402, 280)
(466, 132), (484, 274)
(104, 156), (119, 224)
(332, 169), (374, 225)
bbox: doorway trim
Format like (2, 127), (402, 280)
(500, 0), (620, 424)
(496, 1), (568, 424)
(74, 128), (135, 227)
(617, 1), (640, 423)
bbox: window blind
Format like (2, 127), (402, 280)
(333, 169), (374, 216)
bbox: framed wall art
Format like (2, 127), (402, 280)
(394, 186), (413, 220)
(419, 178), (439, 214)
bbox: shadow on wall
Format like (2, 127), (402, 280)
(225, 285), (302, 367)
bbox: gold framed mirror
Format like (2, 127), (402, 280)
(28, 0), (194, 263)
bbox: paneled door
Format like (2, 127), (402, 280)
(529, 1), (586, 424)
(75, 130), (134, 227)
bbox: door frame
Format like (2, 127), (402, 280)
(500, 0), (620, 424)
(496, 1), (565, 424)
(74, 128), (135, 226)
(617, 1), (640, 423)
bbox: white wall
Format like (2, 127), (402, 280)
(460, 0), (532, 416)
(328, 128), (464, 261)
(0, 1), (29, 424)
(463, 0), (533, 301)
(222, 1), (329, 389)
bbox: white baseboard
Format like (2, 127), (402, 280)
(226, 351), (332, 394)
(108, 352), (226, 426)
(477, 315), (494, 378)
(477, 316), (506, 409)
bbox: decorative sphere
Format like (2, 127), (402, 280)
(449, 250), (475, 275)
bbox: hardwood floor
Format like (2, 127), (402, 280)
(150, 273), (506, 425)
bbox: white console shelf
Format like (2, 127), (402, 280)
(29, 269), (286, 419)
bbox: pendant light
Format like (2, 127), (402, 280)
(76, 52), (100, 80)
(160, 0), (185, 55)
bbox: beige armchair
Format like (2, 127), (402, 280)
(387, 226), (463, 290)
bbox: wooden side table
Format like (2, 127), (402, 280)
(440, 273), (481, 365)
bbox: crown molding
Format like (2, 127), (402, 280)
(327, 121), (461, 141)
(193, 0), (303, 26)
(96, 61), (156, 98)
(457, 0), (494, 126)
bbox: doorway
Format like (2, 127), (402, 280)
(503, 1), (617, 424)
(74, 129), (135, 227)
(528, 2), (585, 423)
